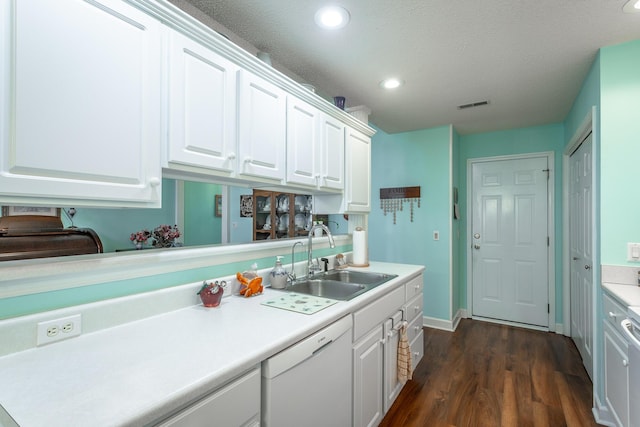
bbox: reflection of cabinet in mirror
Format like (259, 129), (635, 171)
(253, 190), (312, 241)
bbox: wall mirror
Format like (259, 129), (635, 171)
(0, 178), (347, 258)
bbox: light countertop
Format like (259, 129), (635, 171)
(602, 282), (640, 307)
(0, 261), (424, 427)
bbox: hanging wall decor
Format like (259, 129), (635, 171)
(380, 186), (421, 224)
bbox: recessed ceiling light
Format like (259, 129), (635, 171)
(380, 78), (404, 90)
(623, 0), (640, 13)
(315, 6), (350, 29)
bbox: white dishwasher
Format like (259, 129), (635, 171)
(262, 315), (353, 427)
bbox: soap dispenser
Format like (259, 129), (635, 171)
(270, 256), (288, 289)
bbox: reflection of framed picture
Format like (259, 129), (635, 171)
(240, 195), (253, 218)
(2, 206), (61, 217)
(215, 195), (222, 217)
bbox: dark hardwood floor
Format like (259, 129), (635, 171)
(380, 319), (602, 427)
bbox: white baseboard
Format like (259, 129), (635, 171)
(593, 394), (617, 427)
(423, 309), (469, 332)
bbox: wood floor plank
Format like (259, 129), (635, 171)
(379, 319), (603, 427)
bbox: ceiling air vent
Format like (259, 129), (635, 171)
(457, 100), (489, 110)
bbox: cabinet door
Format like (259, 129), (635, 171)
(383, 314), (404, 413)
(237, 70), (286, 182)
(604, 321), (629, 427)
(345, 127), (371, 212)
(166, 30), (237, 176)
(286, 97), (319, 187)
(353, 325), (384, 427)
(319, 113), (345, 191)
(0, 0), (162, 208)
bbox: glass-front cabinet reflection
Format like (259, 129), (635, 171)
(253, 190), (312, 241)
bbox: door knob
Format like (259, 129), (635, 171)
(474, 244), (480, 250)
(584, 265), (591, 270)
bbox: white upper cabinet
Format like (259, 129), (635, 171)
(286, 97), (344, 191)
(237, 70), (286, 183)
(319, 113), (345, 191)
(165, 29), (238, 177)
(344, 127), (372, 212)
(0, 0), (163, 208)
(286, 97), (320, 188)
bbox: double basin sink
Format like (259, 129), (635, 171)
(278, 270), (398, 301)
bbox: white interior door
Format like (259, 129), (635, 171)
(569, 133), (593, 379)
(471, 156), (549, 327)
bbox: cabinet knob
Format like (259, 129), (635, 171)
(227, 152), (236, 160)
(623, 359), (629, 367)
(414, 326), (421, 332)
(149, 177), (161, 187)
(414, 284), (420, 290)
(244, 157), (252, 163)
(413, 352), (420, 357)
(608, 311), (617, 319)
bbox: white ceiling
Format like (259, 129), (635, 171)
(183, 0), (640, 135)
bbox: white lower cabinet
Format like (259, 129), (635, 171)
(353, 324), (385, 427)
(352, 274), (424, 427)
(0, 0), (163, 208)
(603, 292), (630, 427)
(155, 367), (260, 427)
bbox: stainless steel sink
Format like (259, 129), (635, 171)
(278, 270), (398, 301)
(286, 280), (366, 300)
(316, 270), (397, 285)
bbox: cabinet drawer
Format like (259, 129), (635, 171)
(404, 275), (423, 301)
(353, 286), (405, 342)
(403, 293), (423, 324)
(410, 330), (424, 373)
(407, 311), (423, 344)
(156, 367), (260, 427)
(603, 292), (627, 337)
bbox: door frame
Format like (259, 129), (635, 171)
(466, 151), (556, 331)
(563, 107), (597, 337)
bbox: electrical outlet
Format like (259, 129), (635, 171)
(37, 314), (81, 346)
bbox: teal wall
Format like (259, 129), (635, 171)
(600, 39), (640, 266)
(369, 125), (452, 321)
(58, 178), (177, 252)
(183, 181), (222, 246)
(457, 124), (565, 318)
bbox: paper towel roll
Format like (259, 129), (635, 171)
(352, 227), (368, 266)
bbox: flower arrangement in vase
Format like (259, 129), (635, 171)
(130, 229), (151, 249)
(152, 224), (181, 248)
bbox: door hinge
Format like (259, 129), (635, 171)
(548, 304), (550, 314)
(547, 236), (550, 246)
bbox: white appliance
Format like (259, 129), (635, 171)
(621, 306), (640, 427)
(262, 316), (352, 427)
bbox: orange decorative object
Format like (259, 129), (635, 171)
(236, 272), (263, 297)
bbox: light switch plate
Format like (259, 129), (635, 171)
(627, 243), (640, 262)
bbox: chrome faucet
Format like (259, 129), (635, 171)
(307, 223), (335, 278)
(288, 241), (304, 284)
